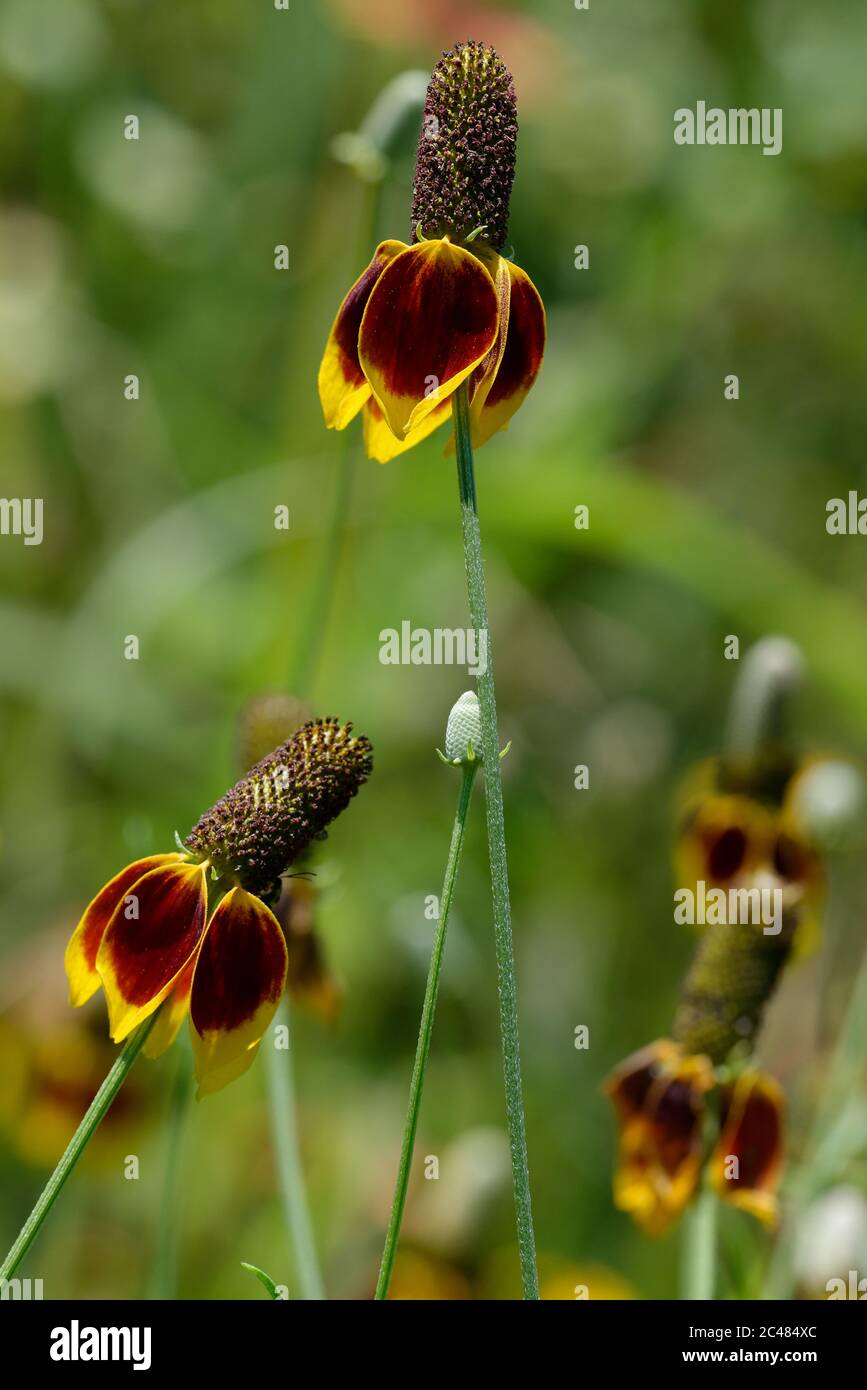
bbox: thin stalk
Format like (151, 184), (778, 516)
(375, 762), (478, 1299)
(265, 1001), (324, 1301)
(264, 181), (385, 1301)
(682, 1189), (717, 1300)
(0, 1013), (158, 1283)
(452, 382), (539, 1300)
(148, 1037), (193, 1299)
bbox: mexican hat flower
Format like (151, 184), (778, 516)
(318, 40), (546, 463)
(675, 750), (824, 956)
(64, 719), (372, 1097)
(604, 1042), (784, 1236)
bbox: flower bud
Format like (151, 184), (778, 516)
(444, 690), (482, 765)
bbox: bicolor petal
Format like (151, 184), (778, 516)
(318, 240), (406, 430)
(466, 261), (545, 447)
(605, 1040), (714, 1236)
(143, 954), (197, 1060)
(362, 395), (451, 463)
(358, 238), (499, 439)
(710, 1071), (784, 1227)
(65, 854), (185, 1008)
(189, 887), (288, 1098)
(96, 862), (208, 1043)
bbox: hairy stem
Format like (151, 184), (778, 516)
(375, 762), (478, 1299)
(452, 382), (539, 1300)
(0, 1013), (158, 1283)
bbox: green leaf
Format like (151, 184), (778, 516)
(241, 1262), (286, 1300)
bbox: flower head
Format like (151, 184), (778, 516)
(410, 41), (517, 251)
(65, 719), (372, 1096)
(604, 1042), (785, 1235)
(604, 1041), (714, 1236)
(709, 1071), (784, 1228)
(318, 42), (545, 463)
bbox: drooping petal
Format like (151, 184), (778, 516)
(710, 1071), (784, 1227)
(318, 240), (407, 430)
(65, 854), (186, 1008)
(604, 1040), (714, 1236)
(358, 238), (499, 439)
(189, 887), (288, 1098)
(465, 260), (545, 447)
(143, 954), (197, 1060)
(362, 395), (451, 463)
(96, 862), (208, 1043)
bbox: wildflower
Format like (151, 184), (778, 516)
(604, 1040), (785, 1235)
(604, 1041), (714, 1236)
(708, 1071), (784, 1227)
(64, 720), (372, 1096)
(675, 751), (824, 955)
(319, 41), (545, 462)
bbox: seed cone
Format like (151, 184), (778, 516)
(410, 40), (517, 251)
(673, 914), (797, 1064)
(185, 718), (373, 901)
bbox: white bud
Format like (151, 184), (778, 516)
(791, 760), (864, 851)
(445, 690), (482, 764)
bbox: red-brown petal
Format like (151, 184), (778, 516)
(468, 260), (545, 447)
(96, 862), (208, 1042)
(189, 888), (288, 1097)
(65, 854), (186, 1008)
(358, 239), (499, 439)
(711, 1072), (784, 1226)
(318, 240), (406, 430)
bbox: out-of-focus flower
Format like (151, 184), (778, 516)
(604, 1041), (714, 1236)
(675, 751), (824, 956)
(277, 876), (343, 1024)
(604, 1041), (785, 1236)
(480, 1247), (638, 1300)
(708, 1071), (784, 1228)
(65, 720), (371, 1096)
(0, 933), (149, 1168)
(384, 1249), (471, 1300)
(319, 41), (545, 462)
(795, 1187), (867, 1295)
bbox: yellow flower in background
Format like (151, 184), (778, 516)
(675, 751), (824, 956)
(318, 42), (545, 462)
(604, 1041), (714, 1236)
(604, 1042), (786, 1236)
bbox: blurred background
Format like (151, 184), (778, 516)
(1, 0), (866, 1300)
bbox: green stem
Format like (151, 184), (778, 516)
(265, 1001), (324, 1300)
(375, 762), (478, 1300)
(0, 1013), (158, 1283)
(264, 179), (386, 1299)
(452, 382), (539, 1300)
(148, 1038), (193, 1299)
(682, 1189), (717, 1300)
